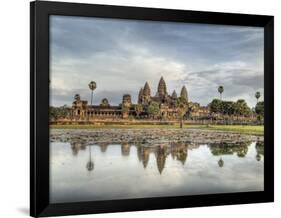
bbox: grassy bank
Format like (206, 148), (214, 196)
(50, 124), (264, 136)
(190, 125), (264, 136)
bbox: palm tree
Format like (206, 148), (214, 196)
(218, 86), (224, 100)
(86, 145), (94, 172)
(256, 154), (261, 162)
(255, 91), (261, 103)
(218, 158), (224, 167)
(176, 97), (188, 128)
(88, 81), (97, 105)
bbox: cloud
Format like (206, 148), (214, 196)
(50, 15), (264, 108)
(180, 61), (264, 107)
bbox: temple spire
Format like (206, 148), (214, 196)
(138, 88), (144, 104)
(172, 90), (177, 99)
(180, 85), (188, 101)
(157, 76), (167, 97)
(143, 82), (151, 96)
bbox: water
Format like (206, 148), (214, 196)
(50, 140), (264, 203)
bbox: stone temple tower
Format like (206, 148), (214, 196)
(172, 90), (177, 99)
(143, 82), (151, 96)
(142, 82), (151, 104)
(122, 94), (131, 119)
(138, 88), (143, 104)
(180, 85), (188, 102)
(157, 76), (167, 97)
(122, 94), (132, 107)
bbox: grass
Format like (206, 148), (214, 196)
(50, 124), (264, 136)
(188, 125), (264, 136)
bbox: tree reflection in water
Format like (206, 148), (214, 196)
(86, 145), (94, 172)
(255, 141), (264, 162)
(218, 158), (224, 167)
(209, 141), (250, 167)
(208, 141), (250, 157)
(69, 140), (263, 174)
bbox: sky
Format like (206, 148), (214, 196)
(50, 15), (264, 108)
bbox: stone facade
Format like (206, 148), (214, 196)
(71, 76), (208, 121)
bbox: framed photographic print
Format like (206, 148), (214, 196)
(30, 1), (274, 217)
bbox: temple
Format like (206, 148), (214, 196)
(71, 76), (206, 121)
(70, 141), (191, 174)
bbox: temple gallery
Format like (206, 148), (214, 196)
(64, 76), (259, 124)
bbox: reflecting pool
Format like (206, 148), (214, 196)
(50, 140), (264, 203)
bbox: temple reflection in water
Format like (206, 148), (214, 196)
(51, 140), (264, 203)
(69, 140), (264, 174)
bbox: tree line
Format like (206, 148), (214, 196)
(49, 105), (71, 121)
(208, 98), (264, 118)
(207, 86), (264, 120)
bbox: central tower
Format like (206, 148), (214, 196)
(157, 76), (167, 97)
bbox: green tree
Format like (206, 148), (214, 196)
(134, 104), (143, 118)
(218, 86), (224, 100)
(221, 101), (235, 115)
(88, 81), (96, 105)
(86, 145), (94, 172)
(60, 105), (70, 118)
(233, 99), (251, 116)
(147, 101), (160, 119)
(49, 105), (70, 121)
(255, 101), (264, 120)
(176, 96), (188, 128)
(218, 158), (224, 167)
(209, 99), (251, 117)
(255, 91), (261, 103)
(255, 141), (264, 161)
(49, 106), (59, 121)
(209, 99), (222, 113)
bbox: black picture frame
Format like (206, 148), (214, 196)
(30, 1), (274, 217)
